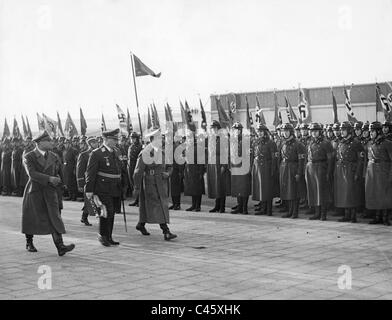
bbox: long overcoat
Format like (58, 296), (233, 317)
(11, 147), (23, 189)
(22, 149), (65, 235)
(183, 140), (205, 196)
(0, 148), (12, 189)
(62, 147), (78, 193)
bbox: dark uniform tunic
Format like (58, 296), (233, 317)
(22, 149), (65, 235)
(305, 137), (333, 207)
(183, 139), (205, 197)
(170, 140), (185, 199)
(279, 138), (306, 200)
(11, 146), (23, 193)
(334, 136), (364, 208)
(230, 134), (251, 197)
(251, 136), (278, 201)
(1, 146), (12, 193)
(76, 149), (92, 190)
(62, 147), (79, 197)
(365, 136), (392, 210)
(127, 141), (143, 191)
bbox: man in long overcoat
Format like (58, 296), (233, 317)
(127, 132), (143, 206)
(11, 137), (24, 196)
(62, 139), (79, 201)
(1, 138), (12, 195)
(22, 131), (75, 256)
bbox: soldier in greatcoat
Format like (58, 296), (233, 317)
(305, 123), (334, 221)
(11, 137), (24, 196)
(62, 139), (79, 201)
(1, 138), (12, 196)
(127, 132), (143, 206)
(252, 124), (278, 216)
(22, 131), (75, 256)
(334, 122), (364, 223)
(132, 129), (177, 240)
(365, 122), (392, 226)
(279, 123), (306, 219)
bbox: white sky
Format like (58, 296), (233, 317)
(1, 0), (392, 133)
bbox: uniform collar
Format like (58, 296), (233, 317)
(102, 143), (113, 152)
(35, 146), (46, 157)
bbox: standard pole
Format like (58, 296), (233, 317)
(130, 52), (143, 137)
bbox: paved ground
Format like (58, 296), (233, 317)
(1, 195), (392, 300)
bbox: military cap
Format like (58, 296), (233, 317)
(340, 121), (353, 131)
(210, 120), (221, 129)
(102, 128), (120, 139)
(326, 124), (333, 132)
(362, 122), (369, 131)
(72, 136), (79, 141)
(130, 132), (140, 138)
(58, 136), (66, 142)
(309, 122), (322, 131)
(232, 121), (243, 130)
(86, 136), (97, 143)
(11, 136), (21, 142)
(281, 123), (294, 131)
(354, 121), (364, 130)
(382, 121), (392, 129)
(257, 123), (269, 131)
(32, 130), (52, 143)
(332, 122), (341, 131)
(369, 121), (382, 131)
(299, 123), (309, 130)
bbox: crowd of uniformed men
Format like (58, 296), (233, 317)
(1, 119), (392, 253)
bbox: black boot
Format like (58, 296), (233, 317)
(52, 233), (75, 256)
(338, 208), (351, 222)
(25, 235), (37, 252)
(309, 206), (321, 220)
(108, 216), (119, 245)
(209, 198), (220, 212)
(282, 200), (293, 218)
(160, 223), (177, 241)
(266, 200), (273, 216)
(81, 208), (92, 226)
(195, 196), (201, 212)
(242, 196), (249, 215)
(136, 222), (150, 235)
(383, 210), (390, 226)
(254, 201), (266, 215)
(291, 200), (299, 219)
(369, 210), (382, 224)
(219, 197), (226, 213)
(320, 206), (327, 221)
(186, 197), (196, 211)
(351, 208), (357, 223)
(231, 197), (243, 214)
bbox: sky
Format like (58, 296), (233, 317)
(1, 0), (392, 133)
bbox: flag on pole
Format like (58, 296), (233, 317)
(64, 112), (78, 138)
(80, 108), (87, 136)
(272, 90), (281, 127)
(199, 98), (207, 131)
(255, 95), (266, 125)
(164, 104), (170, 122)
(26, 116), (32, 138)
(226, 96), (233, 126)
(215, 96), (230, 129)
(152, 103), (160, 129)
(285, 96), (298, 126)
(166, 102), (177, 132)
(116, 104), (128, 135)
(386, 82), (392, 109)
(376, 84), (391, 121)
(37, 113), (45, 132)
(57, 112), (64, 137)
(245, 95), (253, 130)
(184, 100), (196, 131)
(12, 118), (21, 138)
(101, 114), (107, 132)
(42, 113), (57, 137)
(132, 53), (161, 78)
(343, 85), (358, 123)
(147, 106), (152, 130)
(331, 88), (339, 123)
(2, 118), (10, 140)
(21, 115), (28, 138)
(127, 108), (133, 135)
(298, 88), (311, 123)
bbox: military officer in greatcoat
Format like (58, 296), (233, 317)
(334, 122), (364, 223)
(207, 120), (231, 213)
(305, 123), (334, 221)
(11, 137), (24, 196)
(22, 131), (75, 256)
(1, 138), (12, 196)
(127, 132), (143, 206)
(365, 122), (392, 226)
(118, 135), (130, 199)
(62, 139), (79, 201)
(85, 129), (122, 246)
(19, 136), (35, 194)
(252, 124), (278, 216)
(76, 136), (98, 226)
(279, 123), (306, 219)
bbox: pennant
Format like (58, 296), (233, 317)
(147, 106), (152, 130)
(285, 96), (298, 126)
(199, 98), (207, 131)
(127, 108), (133, 134)
(64, 112), (78, 138)
(226, 96), (233, 126)
(80, 108), (87, 136)
(26, 116), (32, 138)
(245, 95), (253, 129)
(255, 95), (266, 125)
(184, 100), (196, 131)
(386, 82), (392, 109)
(101, 114), (107, 132)
(42, 113), (57, 137)
(12, 118), (21, 138)
(116, 104), (128, 135)
(37, 113), (45, 132)
(298, 88), (311, 123)
(376, 85), (391, 121)
(215, 96), (230, 129)
(331, 89), (339, 123)
(57, 112), (65, 137)
(272, 90), (281, 127)
(21, 115), (28, 138)
(2, 118), (10, 139)
(152, 103), (160, 129)
(343, 85), (358, 122)
(166, 102), (177, 132)
(132, 53), (161, 78)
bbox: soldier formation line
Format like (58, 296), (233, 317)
(1, 119), (392, 256)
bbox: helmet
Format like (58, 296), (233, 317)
(369, 121), (382, 131)
(332, 122), (341, 131)
(232, 121), (243, 130)
(299, 123), (309, 130)
(309, 122), (323, 131)
(340, 121), (353, 131)
(382, 121), (392, 129)
(354, 121), (364, 130)
(362, 122), (370, 131)
(130, 132), (140, 138)
(210, 120), (221, 129)
(257, 124), (269, 132)
(326, 124), (333, 132)
(281, 123), (294, 131)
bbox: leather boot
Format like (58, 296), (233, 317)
(209, 198), (220, 212)
(108, 216), (119, 245)
(282, 200), (293, 218)
(186, 197), (196, 211)
(219, 197), (226, 213)
(338, 208), (350, 222)
(320, 207), (327, 221)
(292, 200), (299, 219)
(195, 196), (201, 212)
(254, 201), (266, 215)
(98, 234), (111, 246)
(351, 208), (357, 223)
(25, 235), (37, 252)
(81, 209), (92, 226)
(266, 200), (273, 216)
(383, 210), (390, 226)
(52, 233), (75, 256)
(309, 206), (321, 220)
(160, 224), (177, 241)
(242, 196), (249, 215)
(231, 197), (243, 214)
(136, 222), (150, 235)
(369, 210), (382, 224)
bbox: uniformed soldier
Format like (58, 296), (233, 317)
(365, 122), (392, 226)
(85, 129), (122, 246)
(127, 132), (143, 207)
(11, 137), (24, 196)
(279, 123), (306, 219)
(62, 139), (79, 201)
(294, 124), (302, 139)
(22, 131), (75, 256)
(19, 136), (35, 194)
(325, 124), (335, 142)
(118, 135), (130, 199)
(382, 121), (392, 141)
(252, 124), (278, 216)
(207, 120), (230, 213)
(299, 123), (312, 212)
(1, 138), (12, 196)
(334, 122), (364, 223)
(76, 136), (98, 226)
(169, 137), (185, 210)
(353, 122), (364, 142)
(360, 122), (372, 218)
(132, 129), (177, 240)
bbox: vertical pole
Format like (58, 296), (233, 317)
(130, 52), (143, 137)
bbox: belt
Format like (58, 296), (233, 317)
(369, 159), (391, 164)
(97, 171), (121, 179)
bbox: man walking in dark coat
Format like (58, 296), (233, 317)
(85, 129), (122, 246)
(127, 132), (143, 207)
(170, 138), (185, 210)
(22, 131), (75, 256)
(76, 136), (98, 226)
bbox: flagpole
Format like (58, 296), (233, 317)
(130, 52), (143, 137)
